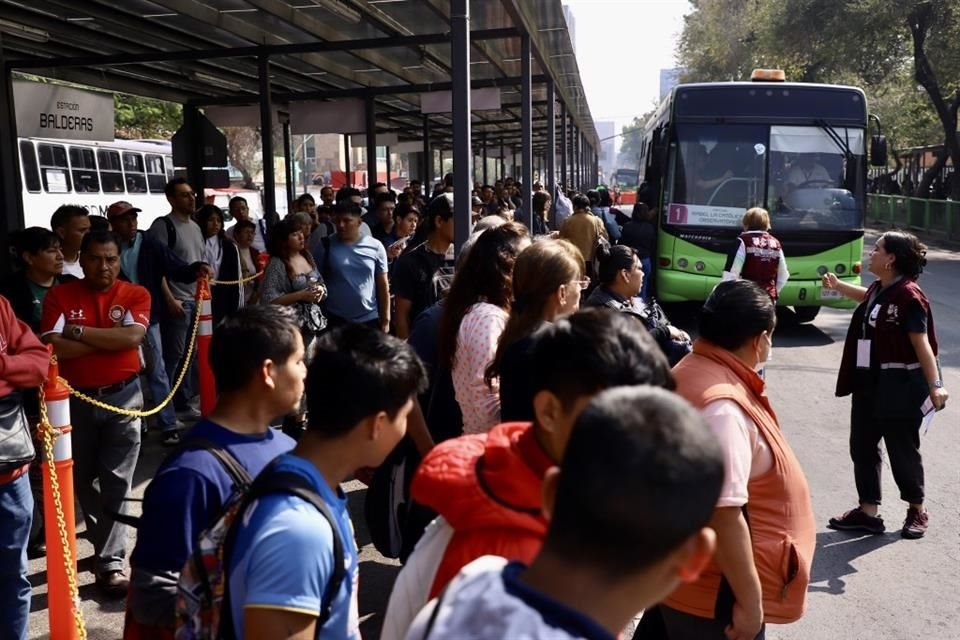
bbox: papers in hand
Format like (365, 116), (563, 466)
(920, 397), (935, 435)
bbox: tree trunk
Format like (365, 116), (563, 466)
(908, 4), (960, 200)
(916, 148), (948, 198)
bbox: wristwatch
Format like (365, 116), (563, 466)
(930, 379), (944, 389)
(70, 325), (84, 340)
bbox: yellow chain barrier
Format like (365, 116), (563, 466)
(38, 387), (88, 640)
(64, 299), (203, 417)
(209, 270), (263, 287)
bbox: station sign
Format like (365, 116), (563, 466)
(13, 80), (114, 142)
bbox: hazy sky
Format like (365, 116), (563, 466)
(563, 0), (690, 143)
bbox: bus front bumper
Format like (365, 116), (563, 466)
(655, 269), (859, 309)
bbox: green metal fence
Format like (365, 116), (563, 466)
(868, 195), (960, 241)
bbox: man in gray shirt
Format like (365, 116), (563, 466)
(149, 178), (205, 422)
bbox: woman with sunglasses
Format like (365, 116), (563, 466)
(485, 238), (586, 422)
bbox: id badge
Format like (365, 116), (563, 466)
(856, 339), (871, 369)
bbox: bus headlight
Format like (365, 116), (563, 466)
(677, 258), (689, 269)
(695, 261), (705, 272)
(817, 265), (828, 276)
(835, 264), (846, 274)
(852, 262), (861, 274)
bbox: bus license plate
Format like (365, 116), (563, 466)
(819, 288), (842, 300)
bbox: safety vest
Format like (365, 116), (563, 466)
(666, 339), (815, 624)
(740, 231), (782, 298)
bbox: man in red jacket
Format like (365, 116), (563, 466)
(382, 309), (676, 639)
(0, 294), (49, 639)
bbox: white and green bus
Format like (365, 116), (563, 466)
(639, 70), (887, 322)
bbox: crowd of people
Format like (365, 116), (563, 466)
(0, 172), (948, 640)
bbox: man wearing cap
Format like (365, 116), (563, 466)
(108, 201), (211, 445)
(40, 229), (152, 598)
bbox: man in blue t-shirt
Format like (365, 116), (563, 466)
(228, 324), (427, 639)
(313, 202), (390, 331)
(124, 305), (306, 636)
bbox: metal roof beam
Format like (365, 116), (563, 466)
(4, 26), (520, 71)
(188, 74), (549, 106)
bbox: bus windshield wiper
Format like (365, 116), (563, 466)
(815, 119), (851, 156)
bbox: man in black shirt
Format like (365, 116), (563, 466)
(392, 193), (454, 339)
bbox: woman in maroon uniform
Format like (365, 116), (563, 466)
(822, 231), (948, 539)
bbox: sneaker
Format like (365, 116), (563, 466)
(161, 430), (183, 447)
(901, 507), (929, 539)
(827, 507), (886, 534)
(96, 570), (129, 599)
(176, 406), (201, 421)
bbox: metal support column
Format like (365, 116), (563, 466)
(282, 119), (294, 207)
(365, 95), (377, 194)
(520, 33), (533, 229)
(546, 81), (556, 198)
(560, 102), (567, 190)
(0, 40), (24, 274)
(451, 0), (472, 255)
(182, 105), (205, 202)
(500, 139), (505, 179)
(572, 127), (579, 190)
(385, 146), (392, 191)
(344, 134), (352, 187)
(422, 116), (430, 195)
(258, 55), (277, 224)
(481, 132), (488, 186)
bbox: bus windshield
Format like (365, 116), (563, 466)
(615, 169), (639, 189)
(665, 123), (864, 230)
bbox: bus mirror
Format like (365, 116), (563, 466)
(870, 135), (888, 167)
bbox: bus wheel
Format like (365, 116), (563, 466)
(793, 306), (821, 324)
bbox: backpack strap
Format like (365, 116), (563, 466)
(109, 437), (253, 528)
(220, 466), (347, 636)
(162, 216), (177, 251)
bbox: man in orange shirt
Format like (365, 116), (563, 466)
(41, 229), (151, 598)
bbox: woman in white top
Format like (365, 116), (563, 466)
(196, 204), (243, 325)
(437, 222), (530, 434)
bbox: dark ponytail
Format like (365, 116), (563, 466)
(596, 244), (637, 286)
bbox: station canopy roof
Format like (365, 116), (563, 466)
(0, 0), (598, 153)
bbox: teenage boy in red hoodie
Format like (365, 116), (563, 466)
(382, 308), (675, 638)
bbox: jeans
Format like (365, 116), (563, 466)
(0, 473), (33, 640)
(160, 300), (196, 412)
(143, 323), (177, 432)
(71, 382), (142, 575)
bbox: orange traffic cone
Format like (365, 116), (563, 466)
(196, 277), (217, 416)
(41, 347), (81, 640)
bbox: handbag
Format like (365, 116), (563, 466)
(295, 300), (328, 335)
(0, 391), (36, 473)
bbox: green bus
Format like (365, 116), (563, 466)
(639, 73), (886, 321)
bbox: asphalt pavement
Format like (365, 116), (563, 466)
(27, 230), (960, 640)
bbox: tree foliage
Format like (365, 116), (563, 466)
(618, 108), (657, 168)
(677, 0), (960, 197)
(114, 94), (181, 139)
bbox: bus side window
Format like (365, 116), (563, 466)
(19, 141), (41, 192)
(123, 152), (148, 193)
(38, 143), (72, 194)
(69, 147), (101, 193)
(146, 154), (166, 193)
(98, 149), (125, 193)
(164, 155), (175, 181)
